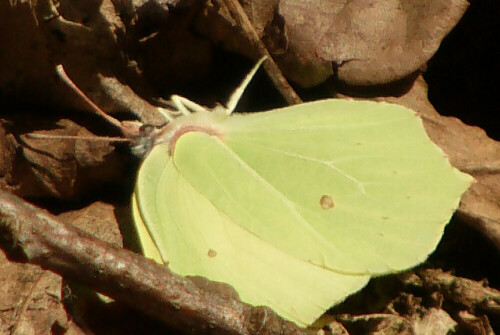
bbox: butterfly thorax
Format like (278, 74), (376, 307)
(155, 108), (229, 156)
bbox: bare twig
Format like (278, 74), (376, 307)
(0, 191), (312, 335)
(216, 0), (302, 105)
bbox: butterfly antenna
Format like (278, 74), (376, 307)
(26, 133), (131, 142)
(225, 56), (267, 115)
(55, 65), (125, 133)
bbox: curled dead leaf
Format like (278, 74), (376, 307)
(271, 0), (469, 86)
(0, 117), (131, 200)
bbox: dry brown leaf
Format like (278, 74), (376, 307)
(0, 0), (171, 124)
(0, 252), (74, 335)
(241, 0), (279, 37)
(418, 269), (500, 313)
(0, 124), (17, 191)
(57, 201), (124, 248)
(411, 308), (457, 335)
(0, 0), (497, 333)
(0, 202), (121, 335)
(0, 117), (131, 199)
(337, 313), (413, 335)
(270, 0), (469, 87)
(457, 311), (495, 335)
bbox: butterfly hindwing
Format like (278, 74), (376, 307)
(134, 142), (369, 326)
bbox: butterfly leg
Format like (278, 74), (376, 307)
(171, 95), (210, 115)
(156, 107), (175, 122)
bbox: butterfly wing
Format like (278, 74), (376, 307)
(172, 99), (473, 275)
(133, 143), (369, 326)
(134, 99), (471, 325)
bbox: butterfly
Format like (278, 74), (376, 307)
(59, 57), (473, 326)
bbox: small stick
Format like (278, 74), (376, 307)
(0, 191), (313, 335)
(216, 0), (302, 105)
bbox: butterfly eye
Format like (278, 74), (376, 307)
(139, 124), (156, 135)
(130, 124), (157, 157)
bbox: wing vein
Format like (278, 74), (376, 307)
(201, 138), (345, 262)
(229, 141), (369, 196)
